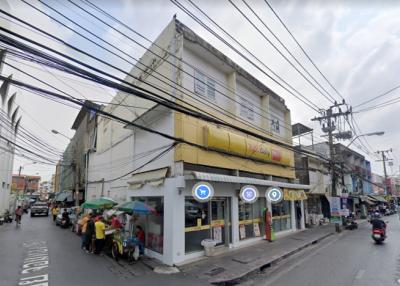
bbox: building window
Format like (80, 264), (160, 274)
(185, 198), (210, 253)
(131, 197), (164, 254)
(271, 116), (280, 133)
(206, 78), (216, 100)
(194, 70), (216, 100)
(240, 99), (255, 121)
(272, 201), (292, 232)
(238, 199), (265, 240)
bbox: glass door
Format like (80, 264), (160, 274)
(211, 198), (230, 247)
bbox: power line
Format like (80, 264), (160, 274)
(79, 0), (319, 123)
(354, 82), (400, 108)
(169, 0), (321, 112)
(11, 2), (294, 141)
(263, 0), (345, 101)
(0, 20), (303, 153)
(230, 0), (336, 103)
(39, 0), (296, 137)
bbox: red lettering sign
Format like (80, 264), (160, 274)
(271, 149), (282, 161)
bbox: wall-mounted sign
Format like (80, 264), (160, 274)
(240, 185), (259, 203)
(266, 187), (283, 204)
(283, 189), (307, 201)
(192, 182), (214, 202)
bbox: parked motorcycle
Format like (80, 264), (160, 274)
(111, 230), (141, 264)
(344, 216), (358, 230)
(4, 211), (13, 223)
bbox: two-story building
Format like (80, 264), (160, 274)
(87, 18), (309, 266)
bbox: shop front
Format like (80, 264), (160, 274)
(126, 171), (310, 266)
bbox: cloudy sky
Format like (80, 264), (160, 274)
(1, 0), (399, 181)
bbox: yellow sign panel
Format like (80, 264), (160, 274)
(284, 189), (307, 201)
(204, 126), (292, 166)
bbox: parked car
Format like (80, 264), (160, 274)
(30, 202), (49, 217)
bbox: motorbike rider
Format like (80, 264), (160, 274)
(15, 206), (23, 224)
(370, 211), (386, 236)
(61, 209), (70, 228)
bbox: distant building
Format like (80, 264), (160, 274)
(12, 175), (41, 195)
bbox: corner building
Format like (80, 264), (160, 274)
(88, 18), (309, 266)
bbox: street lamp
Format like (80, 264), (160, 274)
(18, 161), (37, 176)
(51, 129), (71, 140)
(345, 131), (384, 148)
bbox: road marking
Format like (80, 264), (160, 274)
(18, 241), (49, 285)
(355, 269), (365, 279)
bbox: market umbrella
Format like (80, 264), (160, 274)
(81, 197), (118, 209)
(117, 201), (155, 215)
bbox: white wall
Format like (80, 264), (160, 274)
(87, 112), (175, 204)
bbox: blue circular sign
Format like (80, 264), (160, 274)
(192, 182), (214, 202)
(240, 185), (259, 203)
(266, 187), (283, 204)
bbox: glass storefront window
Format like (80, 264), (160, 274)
(238, 199), (265, 240)
(131, 197), (164, 254)
(185, 198), (210, 253)
(272, 201), (292, 232)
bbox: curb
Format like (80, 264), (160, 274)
(209, 232), (334, 285)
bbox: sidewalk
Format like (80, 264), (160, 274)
(179, 225), (335, 285)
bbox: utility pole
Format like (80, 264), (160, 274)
(312, 100), (352, 197)
(376, 149), (393, 195)
(72, 161), (80, 207)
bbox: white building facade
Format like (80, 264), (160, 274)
(87, 19), (309, 265)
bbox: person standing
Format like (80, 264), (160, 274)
(94, 216), (106, 255)
(52, 205), (60, 222)
(79, 214), (90, 251)
(85, 214), (95, 253)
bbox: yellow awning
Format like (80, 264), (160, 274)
(127, 167), (169, 190)
(284, 189), (307, 201)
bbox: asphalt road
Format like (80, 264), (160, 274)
(0, 213), (204, 286)
(249, 214), (400, 286)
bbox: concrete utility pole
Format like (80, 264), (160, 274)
(72, 161), (80, 207)
(376, 149), (393, 195)
(312, 100), (352, 197)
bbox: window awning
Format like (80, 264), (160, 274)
(187, 171), (310, 190)
(359, 196), (376, 205)
(127, 167), (169, 190)
(367, 195), (387, 204)
(55, 191), (73, 202)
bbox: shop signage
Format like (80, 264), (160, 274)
(204, 126), (291, 166)
(330, 197), (341, 216)
(266, 187), (283, 204)
(192, 182), (214, 202)
(283, 189), (307, 201)
(240, 185), (259, 203)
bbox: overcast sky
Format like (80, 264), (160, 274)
(1, 0), (399, 181)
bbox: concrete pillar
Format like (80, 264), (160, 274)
(231, 196), (240, 246)
(291, 201), (296, 230)
(261, 94), (270, 132)
(226, 71), (237, 115)
(163, 183), (185, 266)
(300, 200), (305, 229)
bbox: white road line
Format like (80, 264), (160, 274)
(355, 269), (365, 279)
